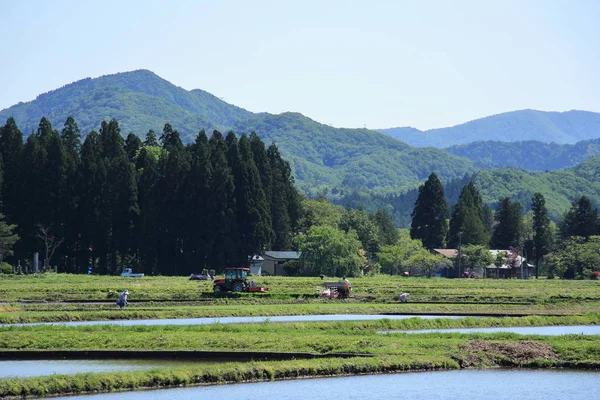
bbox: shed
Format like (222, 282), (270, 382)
(261, 251), (302, 276)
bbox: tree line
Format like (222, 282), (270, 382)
(410, 173), (600, 279)
(0, 116), (300, 275)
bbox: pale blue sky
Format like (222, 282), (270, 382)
(1, 0), (598, 130)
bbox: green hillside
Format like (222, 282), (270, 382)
(233, 112), (477, 193)
(444, 138), (600, 172)
(0, 70), (252, 139)
(379, 109), (600, 148)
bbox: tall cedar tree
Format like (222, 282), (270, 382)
(207, 131), (236, 270)
(559, 196), (600, 239)
(180, 130), (212, 273)
(267, 144), (294, 250)
(250, 133), (272, 216)
(135, 147), (160, 274)
(60, 117), (82, 272)
(156, 124), (189, 275)
(448, 182), (490, 248)
(410, 172), (448, 249)
(144, 130), (158, 146)
(0, 118), (23, 227)
(491, 197), (523, 249)
(239, 134), (273, 253)
(225, 132), (245, 265)
(531, 192), (553, 264)
(125, 133), (142, 162)
(77, 131), (106, 272)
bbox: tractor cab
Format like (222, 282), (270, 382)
(213, 268), (250, 293)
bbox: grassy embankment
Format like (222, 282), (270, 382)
(1, 274), (599, 323)
(1, 316), (600, 398)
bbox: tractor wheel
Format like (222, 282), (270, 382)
(232, 282), (244, 292)
(213, 286), (222, 293)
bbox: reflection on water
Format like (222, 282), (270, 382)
(0, 359), (201, 378)
(6, 314), (472, 327)
(48, 369), (600, 400)
(380, 325), (600, 335)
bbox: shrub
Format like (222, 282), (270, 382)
(0, 262), (13, 274)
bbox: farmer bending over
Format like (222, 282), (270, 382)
(117, 290), (129, 309)
(398, 292), (410, 303)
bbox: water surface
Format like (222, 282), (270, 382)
(48, 369), (599, 400)
(5, 314), (472, 327)
(0, 359), (200, 379)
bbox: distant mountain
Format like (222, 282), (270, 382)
(233, 112), (477, 193)
(0, 70), (477, 193)
(0, 69), (252, 139)
(444, 138), (600, 172)
(379, 109), (600, 148)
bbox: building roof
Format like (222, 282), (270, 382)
(433, 249), (458, 258)
(263, 251), (301, 260)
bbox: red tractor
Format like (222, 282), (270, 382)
(212, 268), (268, 293)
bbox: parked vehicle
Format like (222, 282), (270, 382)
(189, 273), (212, 280)
(120, 268), (144, 278)
(212, 268), (268, 293)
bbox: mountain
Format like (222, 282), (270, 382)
(0, 70), (253, 140)
(351, 156), (600, 227)
(444, 138), (600, 172)
(0, 70), (477, 194)
(379, 109), (600, 148)
(232, 112), (477, 193)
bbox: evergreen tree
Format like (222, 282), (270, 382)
(0, 152), (3, 209)
(559, 196), (600, 239)
(250, 132), (272, 214)
(155, 124), (190, 274)
(61, 117), (82, 272)
(78, 131), (107, 273)
(491, 197), (524, 249)
(180, 131), (212, 274)
(206, 130), (236, 270)
(125, 133), (142, 162)
(0, 118), (24, 229)
(239, 134), (273, 254)
(144, 130), (158, 146)
(106, 153), (140, 272)
(135, 147), (160, 274)
(531, 192), (553, 265)
(410, 172), (448, 249)
(99, 119), (125, 159)
(267, 144), (292, 250)
(448, 182), (490, 248)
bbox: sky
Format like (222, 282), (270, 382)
(1, 0), (599, 130)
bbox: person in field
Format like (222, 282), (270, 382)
(398, 292), (410, 303)
(116, 290), (129, 309)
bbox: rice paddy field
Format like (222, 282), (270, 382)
(1, 273), (599, 398)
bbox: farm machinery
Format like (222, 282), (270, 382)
(212, 268), (269, 293)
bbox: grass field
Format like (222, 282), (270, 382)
(1, 273), (599, 323)
(1, 273), (599, 398)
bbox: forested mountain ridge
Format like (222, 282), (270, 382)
(444, 138), (600, 172)
(354, 155), (600, 227)
(0, 70), (478, 194)
(233, 112), (477, 193)
(379, 109), (600, 148)
(0, 70), (253, 140)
